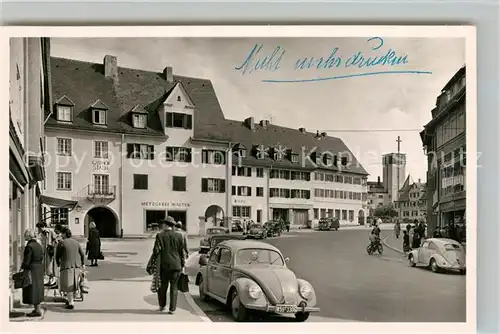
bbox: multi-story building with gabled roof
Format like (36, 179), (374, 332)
(43, 54), (369, 237)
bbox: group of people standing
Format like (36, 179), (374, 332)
(401, 220), (427, 253)
(17, 221), (102, 316)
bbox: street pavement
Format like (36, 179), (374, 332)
(38, 239), (206, 322)
(190, 228), (466, 322)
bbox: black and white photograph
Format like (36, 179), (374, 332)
(5, 26), (476, 330)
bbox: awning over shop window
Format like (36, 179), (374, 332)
(40, 195), (78, 209)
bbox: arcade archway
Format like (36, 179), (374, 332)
(85, 206), (119, 238)
(358, 210), (365, 226)
(204, 205), (225, 227)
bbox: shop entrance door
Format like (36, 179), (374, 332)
(168, 210), (187, 231)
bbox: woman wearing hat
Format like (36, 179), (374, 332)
(20, 229), (45, 317)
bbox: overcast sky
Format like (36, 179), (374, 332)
(51, 37), (465, 182)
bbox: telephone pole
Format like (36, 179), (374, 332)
(396, 136), (402, 201)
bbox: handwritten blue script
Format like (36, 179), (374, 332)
(234, 37), (432, 83)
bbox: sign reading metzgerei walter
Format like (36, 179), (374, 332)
(141, 201), (190, 208)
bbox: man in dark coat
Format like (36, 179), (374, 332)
(152, 216), (185, 314)
(86, 221), (101, 267)
(21, 229), (45, 317)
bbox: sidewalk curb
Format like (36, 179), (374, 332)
(382, 237), (405, 255)
(184, 283), (212, 323)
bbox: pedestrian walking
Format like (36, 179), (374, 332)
(175, 221), (189, 259)
(86, 222), (101, 267)
(411, 228), (421, 249)
(394, 221), (401, 239)
(35, 222), (57, 286)
(56, 228), (85, 309)
(20, 229), (45, 317)
(149, 217), (185, 314)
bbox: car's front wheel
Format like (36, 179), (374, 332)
(430, 258), (439, 273)
(294, 312), (310, 322)
(231, 289), (248, 322)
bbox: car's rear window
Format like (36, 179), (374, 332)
(444, 244), (461, 251)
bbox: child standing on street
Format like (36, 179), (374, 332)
(403, 230), (410, 253)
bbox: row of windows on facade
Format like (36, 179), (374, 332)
(56, 102), (193, 131)
(440, 145), (466, 196)
(314, 189), (368, 201)
(435, 108), (465, 148)
(314, 172), (367, 185)
(401, 210), (425, 217)
(394, 200), (426, 208)
(313, 208), (355, 221)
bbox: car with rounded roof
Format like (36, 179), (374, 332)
(199, 227), (229, 252)
(408, 238), (466, 274)
(196, 240), (319, 322)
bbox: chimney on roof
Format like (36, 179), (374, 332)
(321, 131), (327, 137)
(104, 55), (118, 80)
(245, 117), (255, 130)
(299, 127), (306, 134)
(260, 120), (269, 129)
(377, 176), (380, 184)
(163, 66), (174, 83)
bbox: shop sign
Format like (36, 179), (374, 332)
(92, 160), (110, 172)
(234, 199), (246, 204)
(141, 201), (190, 208)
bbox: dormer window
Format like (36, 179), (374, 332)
(239, 148), (247, 158)
(291, 153), (299, 163)
(132, 113), (147, 128)
(341, 156), (349, 166)
(54, 95), (75, 122)
(90, 99), (109, 126)
(93, 109), (106, 125)
(273, 145), (286, 161)
(323, 152), (333, 166)
(57, 105), (72, 122)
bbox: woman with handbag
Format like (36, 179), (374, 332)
(86, 222), (101, 267)
(20, 229), (45, 317)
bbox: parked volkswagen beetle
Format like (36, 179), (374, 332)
(408, 238), (466, 274)
(196, 240), (319, 322)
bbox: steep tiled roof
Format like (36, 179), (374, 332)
(47, 56), (368, 175)
(48, 57), (225, 137)
(195, 119), (368, 175)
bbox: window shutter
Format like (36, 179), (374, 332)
(172, 176), (178, 191)
(232, 186), (236, 195)
(150, 146), (155, 160)
(305, 173), (311, 181)
(187, 149), (192, 163)
(270, 170), (274, 179)
(181, 177), (186, 191)
(219, 179), (226, 193)
(246, 167), (251, 177)
(127, 144), (134, 158)
(248, 187), (252, 196)
(306, 191), (311, 199)
(166, 112), (173, 127)
(201, 178), (208, 192)
(237, 187), (241, 196)
(202, 150), (207, 164)
(185, 114), (193, 129)
(291, 190), (296, 198)
(232, 166), (236, 175)
(291, 171), (296, 180)
(166, 147), (173, 161)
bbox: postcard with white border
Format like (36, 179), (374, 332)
(2, 26), (476, 333)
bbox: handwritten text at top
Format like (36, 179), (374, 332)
(234, 37), (409, 76)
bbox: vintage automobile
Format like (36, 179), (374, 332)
(199, 227), (229, 252)
(231, 220), (244, 233)
(246, 223), (267, 239)
(196, 240), (319, 322)
(263, 221), (283, 237)
(317, 218), (340, 231)
(408, 238), (466, 274)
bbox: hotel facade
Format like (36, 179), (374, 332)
(43, 55), (369, 237)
